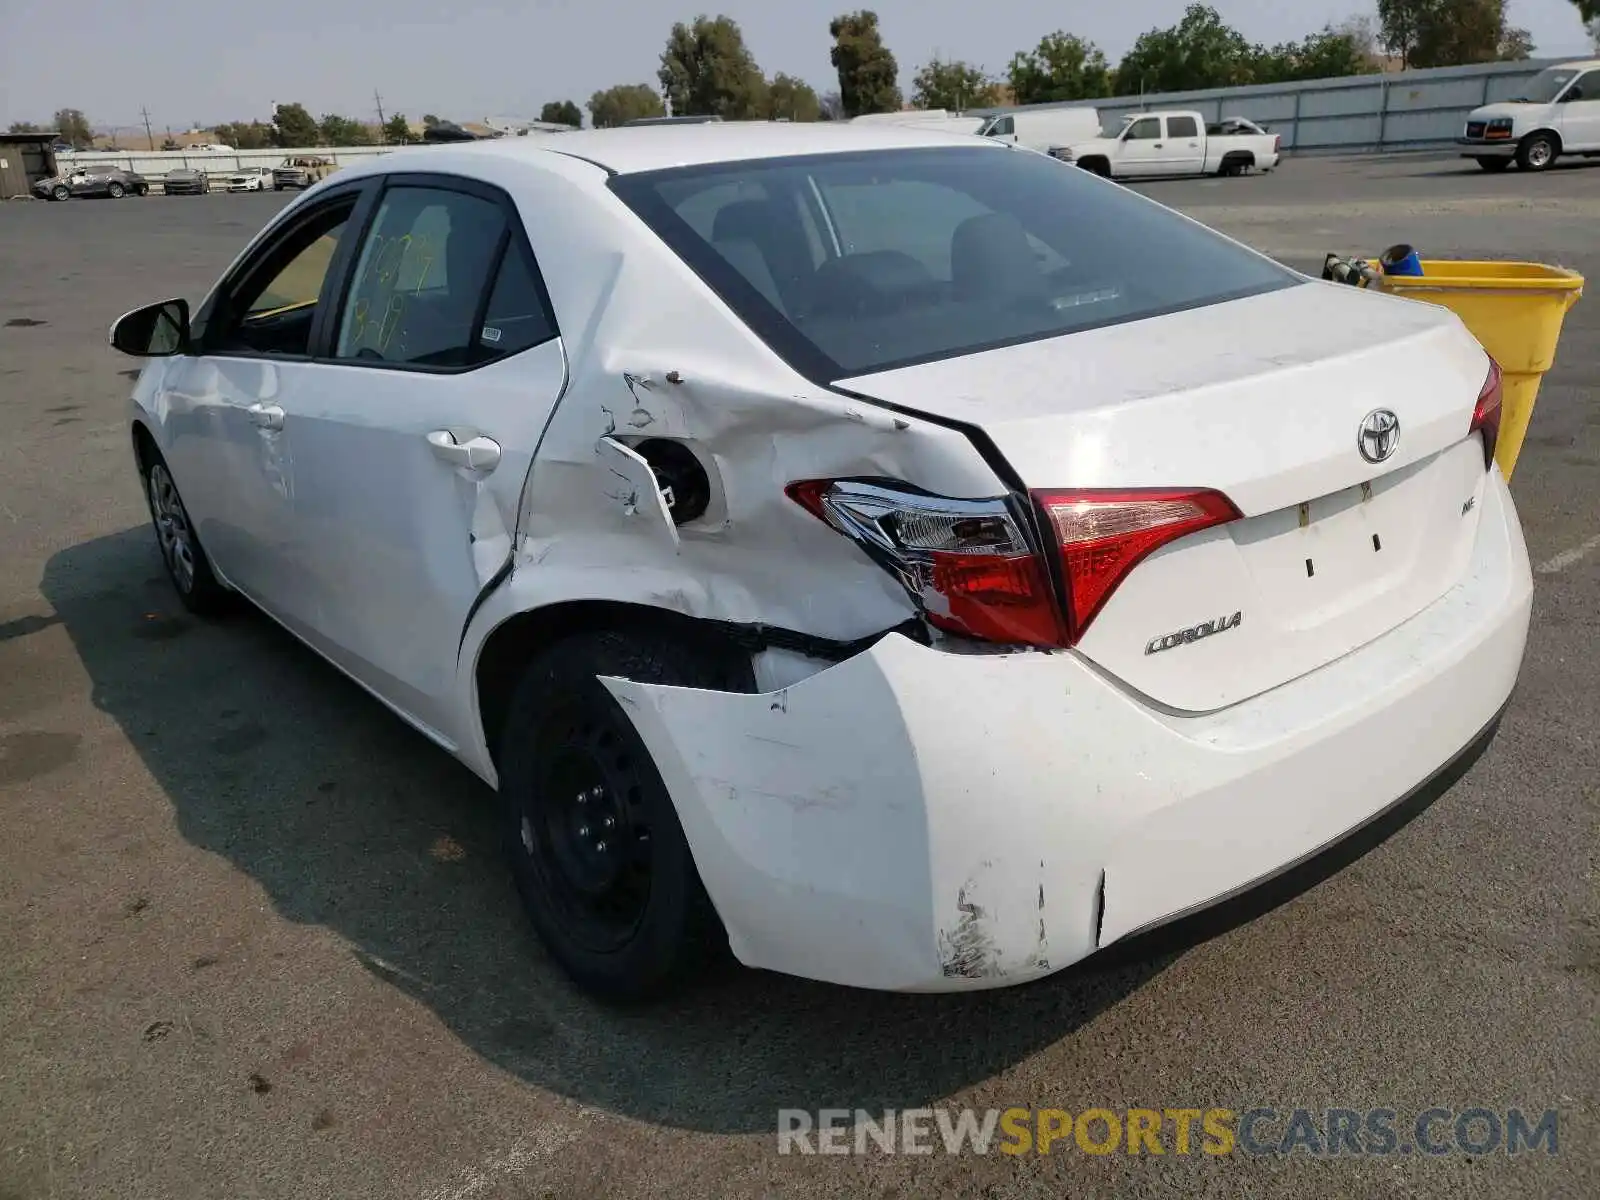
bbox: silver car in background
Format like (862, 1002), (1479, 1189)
(162, 166), (211, 195)
(33, 164), (150, 200)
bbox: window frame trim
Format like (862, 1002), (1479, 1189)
(317, 170), (562, 376)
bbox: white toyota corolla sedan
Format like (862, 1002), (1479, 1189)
(110, 123), (1532, 999)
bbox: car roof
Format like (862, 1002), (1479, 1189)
(406, 120), (998, 176)
(1556, 58), (1600, 70)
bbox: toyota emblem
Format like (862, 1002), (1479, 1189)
(1357, 409), (1400, 464)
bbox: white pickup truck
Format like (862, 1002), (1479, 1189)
(1062, 110), (1280, 179)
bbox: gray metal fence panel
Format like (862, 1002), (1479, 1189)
(970, 57), (1563, 154)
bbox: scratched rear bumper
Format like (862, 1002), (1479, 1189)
(601, 471), (1529, 992)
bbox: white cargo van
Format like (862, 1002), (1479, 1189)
(977, 108), (1102, 155)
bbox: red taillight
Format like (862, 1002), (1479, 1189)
(787, 479), (1239, 649)
(786, 479), (1067, 647)
(1470, 357), (1503, 471)
(1032, 489), (1241, 643)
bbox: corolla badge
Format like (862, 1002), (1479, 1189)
(1358, 408), (1401, 464)
(1145, 611), (1243, 656)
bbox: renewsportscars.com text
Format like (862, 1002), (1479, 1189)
(777, 1106), (1559, 1157)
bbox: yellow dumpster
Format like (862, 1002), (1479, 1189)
(1373, 261), (1583, 481)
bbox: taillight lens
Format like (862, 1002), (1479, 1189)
(787, 479), (1067, 647)
(788, 479), (1240, 649)
(1033, 489), (1241, 643)
(1470, 357), (1503, 471)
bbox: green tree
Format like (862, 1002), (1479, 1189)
(765, 73), (822, 121)
(1575, 0), (1597, 21)
(1497, 26), (1536, 59)
(829, 10), (902, 115)
(1377, 0), (1527, 68)
(52, 108), (93, 148)
(658, 14), (768, 119)
(214, 120), (275, 149)
(8, 120), (42, 133)
(1116, 5), (1259, 94)
(271, 102), (320, 147)
(382, 113), (413, 143)
(910, 58), (1000, 110)
(1253, 25), (1381, 83)
(318, 114), (371, 145)
(1007, 31), (1113, 104)
(588, 83), (667, 128)
(539, 100), (583, 127)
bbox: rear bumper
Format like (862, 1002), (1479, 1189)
(605, 469), (1532, 991)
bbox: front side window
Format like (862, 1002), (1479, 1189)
(1125, 118), (1161, 141)
(1563, 72), (1590, 102)
(209, 202), (352, 356)
(1512, 69), (1577, 104)
(612, 145), (1297, 380)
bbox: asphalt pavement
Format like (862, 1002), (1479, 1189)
(1, 153), (1596, 1199)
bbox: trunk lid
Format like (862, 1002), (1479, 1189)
(838, 282), (1494, 712)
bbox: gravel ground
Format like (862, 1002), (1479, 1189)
(0, 152), (1596, 1199)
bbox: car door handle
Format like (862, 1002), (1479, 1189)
(247, 403), (283, 431)
(427, 429), (501, 473)
(1153, 143), (1163, 148)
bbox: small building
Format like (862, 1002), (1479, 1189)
(0, 132), (61, 200)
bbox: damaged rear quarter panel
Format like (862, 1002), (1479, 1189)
(454, 151), (1013, 775)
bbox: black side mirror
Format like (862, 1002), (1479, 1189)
(110, 298), (190, 357)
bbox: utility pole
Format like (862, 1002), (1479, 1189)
(140, 106), (155, 150)
(374, 89), (386, 142)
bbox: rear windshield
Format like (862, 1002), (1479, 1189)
(610, 145), (1297, 379)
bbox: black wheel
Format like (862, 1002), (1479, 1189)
(498, 629), (749, 999)
(51, 184), (70, 201)
(135, 183), (149, 196)
(106, 181), (125, 198)
(1516, 133), (1557, 172)
(140, 448), (231, 616)
(1475, 157), (1511, 172)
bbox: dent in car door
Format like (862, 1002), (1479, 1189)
(175, 190), (369, 624)
(282, 174), (567, 745)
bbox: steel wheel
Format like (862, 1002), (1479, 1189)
(519, 698), (655, 953)
(1518, 134), (1556, 171)
(148, 464), (196, 593)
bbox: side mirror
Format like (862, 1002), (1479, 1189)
(109, 298), (190, 358)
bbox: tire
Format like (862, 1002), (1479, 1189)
(135, 183), (149, 196)
(1475, 157), (1511, 172)
(1516, 133), (1557, 172)
(140, 449), (231, 616)
(107, 181), (125, 198)
(52, 185), (70, 201)
(498, 628), (748, 999)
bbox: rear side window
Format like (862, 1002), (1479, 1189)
(1167, 115), (1199, 138)
(333, 184), (556, 368)
(611, 145), (1296, 380)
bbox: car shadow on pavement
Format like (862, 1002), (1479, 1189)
(41, 526), (1467, 1134)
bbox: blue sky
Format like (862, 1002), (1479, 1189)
(0, 0), (1591, 133)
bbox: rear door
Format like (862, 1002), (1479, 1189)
(1162, 114), (1205, 174)
(278, 172), (567, 745)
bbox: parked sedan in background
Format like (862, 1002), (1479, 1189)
(34, 164), (150, 200)
(226, 166), (275, 193)
(162, 166), (211, 195)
